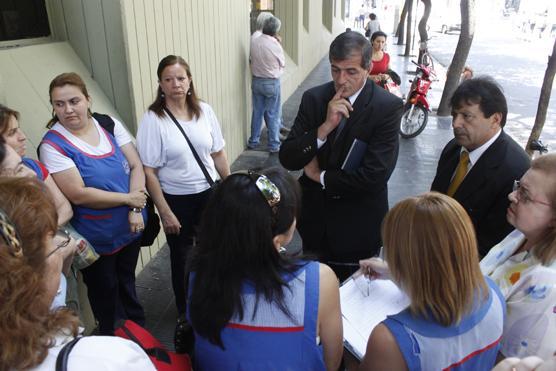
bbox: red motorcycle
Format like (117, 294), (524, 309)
(399, 58), (436, 138)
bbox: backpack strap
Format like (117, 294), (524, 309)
(55, 336), (82, 371)
(92, 112), (115, 137)
(37, 113), (116, 159)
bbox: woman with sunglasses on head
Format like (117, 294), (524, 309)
(136, 55), (230, 351)
(39, 72), (147, 335)
(188, 168), (343, 370)
(0, 104), (72, 226)
(480, 153), (556, 359)
(358, 192), (504, 371)
(0, 177), (154, 370)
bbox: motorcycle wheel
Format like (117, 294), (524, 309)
(400, 104), (428, 139)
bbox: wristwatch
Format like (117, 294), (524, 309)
(130, 207), (142, 213)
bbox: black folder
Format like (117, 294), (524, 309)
(341, 138), (367, 172)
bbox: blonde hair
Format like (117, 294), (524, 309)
(529, 153), (556, 265)
(382, 192), (487, 326)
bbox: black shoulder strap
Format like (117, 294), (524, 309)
(163, 107), (215, 186)
(55, 336), (82, 371)
(92, 112), (115, 137)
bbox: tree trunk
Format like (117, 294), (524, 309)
(417, 0), (432, 64)
(525, 37), (556, 156)
(437, 0), (475, 116)
(396, 0), (410, 45)
(404, 0), (414, 55)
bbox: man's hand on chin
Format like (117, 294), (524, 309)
(304, 156), (321, 183)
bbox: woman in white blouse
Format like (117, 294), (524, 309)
(136, 55), (230, 352)
(480, 153), (556, 359)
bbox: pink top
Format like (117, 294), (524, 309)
(370, 52), (390, 75)
(250, 34), (285, 79)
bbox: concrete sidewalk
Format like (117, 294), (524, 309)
(136, 41), (454, 350)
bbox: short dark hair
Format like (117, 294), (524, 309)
(371, 30), (387, 42)
(329, 31), (372, 69)
(262, 16), (281, 36)
(369, 13), (377, 20)
(189, 167), (303, 347)
(450, 76), (508, 127)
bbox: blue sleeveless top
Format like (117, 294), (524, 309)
(190, 261), (326, 371)
(383, 277), (505, 371)
(22, 157), (48, 181)
(40, 127), (145, 254)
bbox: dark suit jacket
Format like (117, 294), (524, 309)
(279, 80), (403, 261)
(431, 131), (530, 256)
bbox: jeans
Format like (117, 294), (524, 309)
(248, 77), (281, 151)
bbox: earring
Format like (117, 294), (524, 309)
(187, 89), (192, 96)
(278, 246), (286, 255)
(161, 92), (165, 98)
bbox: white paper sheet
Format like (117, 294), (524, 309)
(340, 275), (410, 360)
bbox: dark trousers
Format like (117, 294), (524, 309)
(303, 235), (363, 283)
(164, 189), (212, 315)
(81, 238), (145, 335)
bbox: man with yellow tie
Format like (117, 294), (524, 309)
(431, 77), (529, 257)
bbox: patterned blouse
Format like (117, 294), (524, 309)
(480, 229), (556, 359)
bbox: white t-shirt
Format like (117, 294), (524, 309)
(32, 333), (156, 370)
(39, 117), (132, 174)
(136, 102), (225, 195)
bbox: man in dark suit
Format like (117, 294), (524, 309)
(279, 31), (403, 280)
(431, 77), (530, 256)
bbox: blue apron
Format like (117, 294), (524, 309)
(41, 127), (146, 254)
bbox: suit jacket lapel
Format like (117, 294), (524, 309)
(328, 81), (374, 166)
(435, 146), (460, 192)
(454, 132), (507, 200)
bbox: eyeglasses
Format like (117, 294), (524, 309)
(46, 228), (71, 259)
(513, 180), (551, 207)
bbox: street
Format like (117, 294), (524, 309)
(427, 15), (556, 152)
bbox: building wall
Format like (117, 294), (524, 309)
(120, 0), (251, 163)
(0, 0), (347, 270)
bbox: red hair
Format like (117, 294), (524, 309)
(0, 177), (78, 370)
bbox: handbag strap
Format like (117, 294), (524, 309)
(163, 107), (215, 187)
(55, 336), (82, 371)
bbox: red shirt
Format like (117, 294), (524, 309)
(370, 52), (390, 75)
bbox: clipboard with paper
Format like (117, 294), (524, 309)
(340, 274), (410, 360)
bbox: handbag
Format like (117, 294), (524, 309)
(115, 320), (192, 370)
(141, 195), (160, 247)
(163, 107), (216, 187)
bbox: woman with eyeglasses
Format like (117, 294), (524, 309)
(0, 104), (72, 226)
(39, 72), (147, 335)
(480, 153), (556, 359)
(188, 168), (343, 370)
(0, 177), (155, 370)
(0, 139), (76, 310)
(358, 192), (504, 371)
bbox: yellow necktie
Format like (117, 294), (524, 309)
(447, 151), (469, 197)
